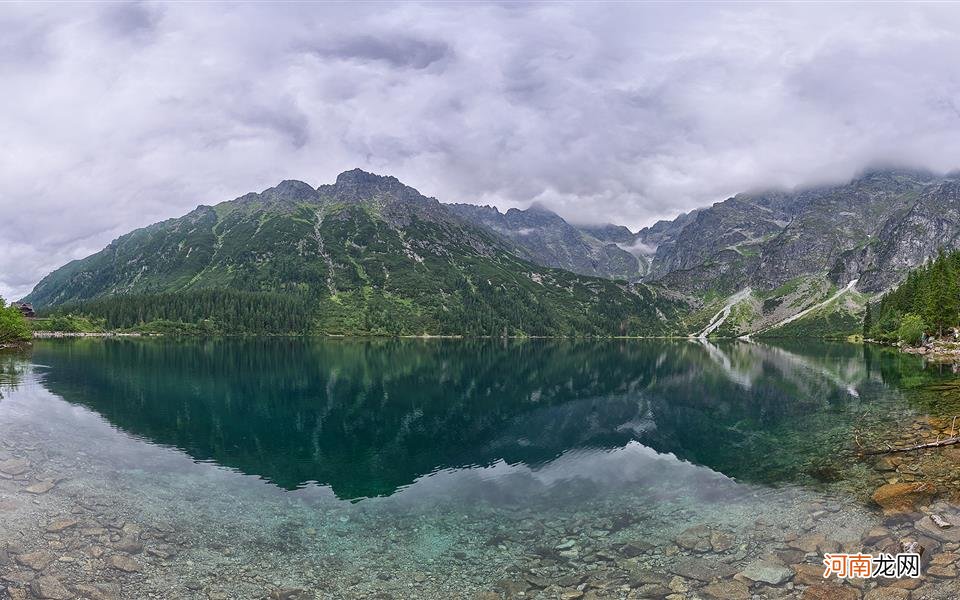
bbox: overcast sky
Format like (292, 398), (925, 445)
(3, 2), (960, 300)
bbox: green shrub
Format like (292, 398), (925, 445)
(897, 313), (926, 346)
(0, 298), (31, 344)
(34, 314), (105, 333)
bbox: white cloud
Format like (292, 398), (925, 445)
(3, 3), (960, 298)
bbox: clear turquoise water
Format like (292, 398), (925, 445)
(0, 339), (946, 598)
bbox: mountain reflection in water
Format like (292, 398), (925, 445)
(26, 338), (927, 500)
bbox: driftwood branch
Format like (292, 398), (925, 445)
(864, 436), (960, 455)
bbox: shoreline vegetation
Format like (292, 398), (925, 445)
(0, 297), (32, 349)
(9, 247), (960, 349)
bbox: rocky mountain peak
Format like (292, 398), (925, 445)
(578, 223), (637, 244)
(334, 167), (399, 187)
(318, 169), (440, 213)
(262, 180), (319, 203)
(331, 168), (405, 199)
(525, 201), (556, 214)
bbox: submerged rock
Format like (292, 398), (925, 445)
(72, 583), (119, 600)
(800, 584), (859, 600)
(738, 559), (794, 585)
(666, 557), (739, 582)
(709, 530), (735, 552)
(45, 518), (78, 533)
(871, 482), (936, 512)
(793, 563), (836, 586)
(24, 480), (57, 495)
(267, 589), (311, 600)
(916, 515), (960, 542)
(106, 554), (142, 573)
(863, 588), (910, 600)
(675, 524), (712, 552)
(15, 550), (55, 571)
(0, 458), (30, 476)
(30, 576), (73, 600)
(113, 536), (144, 555)
(701, 579), (750, 599)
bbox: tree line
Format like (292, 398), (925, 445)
(864, 249), (960, 344)
(46, 289), (314, 334)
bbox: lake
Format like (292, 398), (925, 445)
(1, 338), (958, 599)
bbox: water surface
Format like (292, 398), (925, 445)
(0, 338), (951, 598)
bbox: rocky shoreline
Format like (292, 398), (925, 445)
(30, 333), (147, 340)
(3, 416), (960, 600)
(0, 343), (30, 351)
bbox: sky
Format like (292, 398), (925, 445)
(3, 2), (960, 300)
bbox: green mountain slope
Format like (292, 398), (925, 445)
(25, 170), (687, 336)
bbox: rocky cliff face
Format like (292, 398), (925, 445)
(636, 169), (960, 336)
(854, 179), (960, 291)
(448, 203), (649, 280)
(641, 170), (947, 296)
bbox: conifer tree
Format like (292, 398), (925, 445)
(921, 249), (959, 336)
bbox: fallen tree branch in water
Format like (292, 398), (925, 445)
(864, 436), (960, 455)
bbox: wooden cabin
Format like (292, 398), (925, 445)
(13, 302), (36, 318)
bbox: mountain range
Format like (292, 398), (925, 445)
(23, 170), (686, 336)
(23, 167), (960, 337)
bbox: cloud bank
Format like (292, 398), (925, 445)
(3, 2), (960, 299)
